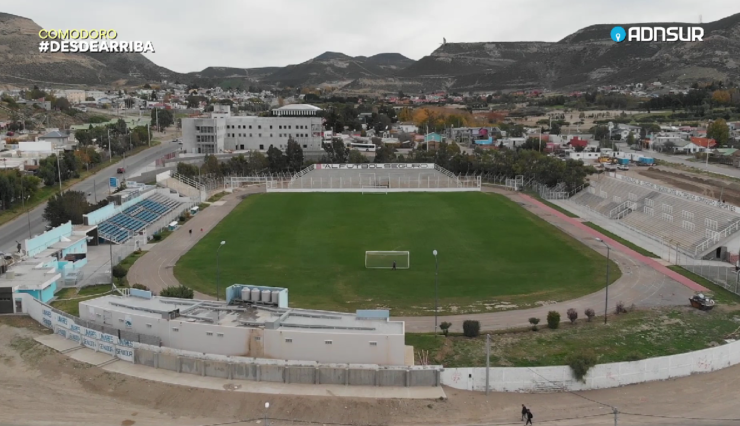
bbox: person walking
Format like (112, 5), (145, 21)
(392, 260), (397, 270)
(521, 405), (528, 421)
(189, 229), (192, 236)
(525, 409), (533, 425)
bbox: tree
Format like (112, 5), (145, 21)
(323, 138), (349, 163)
(585, 308), (595, 322)
(566, 308), (578, 324)
(176, 162), (200, 178)
(43, 191), (92, 226)
(285, 138), (304, 171)
(201, 154), (222, 176)
(547, 311), (560, 329)
(248, 151), (269, 172)
(348, 149), (369, 164)
(111, 265), (127, 284)
(528, 317), (540, 331)
(439, 322), (452, 336)
(151, 108), (174, 130)
(374, 144), (397, 163)
(626, 131), (635, 146)
(707, 118), (730, 147)
(160, 285), (194, 299)
(53, 97), (71, 111)
(662, 141), (677, 153)
(266, 145), (287, 172)
(462, 320), (480, 338)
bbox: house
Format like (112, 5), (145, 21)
(37, 130), (71, 148)
(690, 137), (717, 150)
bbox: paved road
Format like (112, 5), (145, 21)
(127, 187), (264, 299)
(618, 142), (740, 179)
(0, 138), (180, 254)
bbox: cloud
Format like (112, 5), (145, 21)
(3, 0), (739, 73)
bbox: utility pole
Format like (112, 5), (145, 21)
(107, 128), (112, 161)
(20, 181), (31, 239)
(485, 334), (490, 395)
(56, 149), (62, 192)
(147, 123), (151, 147)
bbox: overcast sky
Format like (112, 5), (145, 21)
(3, 0), (739, 73)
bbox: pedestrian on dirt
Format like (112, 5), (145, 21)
(521, 405), (527, 421)
(189, 229), (192, 236)
(525, 409), (533, 425)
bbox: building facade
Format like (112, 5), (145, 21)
(181, 104), (324, 154)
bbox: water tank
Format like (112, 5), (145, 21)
(261, 290), (271, 303)
(251, 288), (261, 302)
(271, 290), (280, 304)
(241, 287), (251, 302)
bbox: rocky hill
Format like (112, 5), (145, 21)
(389, 13), (740, 92)
(0, 12), (190, 86)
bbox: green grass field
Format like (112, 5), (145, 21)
(174, 192), (620, 315)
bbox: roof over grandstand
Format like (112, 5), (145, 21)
(273, 104), (323, 116)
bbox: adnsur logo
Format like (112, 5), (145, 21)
(611, 26), (704, 42)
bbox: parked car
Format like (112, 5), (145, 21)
(116, 167), (125, 174)
(618, 165), (629, 171)
(6, 131), (13, 136)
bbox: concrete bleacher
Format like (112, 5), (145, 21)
(271, 164), (479, 191)
(570, 176), (740, 257)
(98, 193), (185, 244)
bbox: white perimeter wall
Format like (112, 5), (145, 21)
(441, 340), (740, 392)
(267, 188), (481, 193)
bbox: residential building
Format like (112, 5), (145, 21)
(85, 90), (106, 101)
(62, 90), (86, 104)
(181, 104), (324, 154)
(37, 130), (71, 148)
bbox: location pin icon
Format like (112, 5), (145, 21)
(616, 33), (621, 42)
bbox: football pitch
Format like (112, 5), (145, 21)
(174, 192), (620, 315)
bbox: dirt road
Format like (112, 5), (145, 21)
(1, 316), (739, 426)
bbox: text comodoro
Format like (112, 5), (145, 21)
(38, 29), (118, 40)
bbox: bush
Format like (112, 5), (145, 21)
(111, 265), (127, 283)
(615, 301), (627, 314)
(567, 308), (578, 324)
(585, 308), (595, 322)
(462, 320), (480, 338)
(152, 233), (162, 241)
(439, 321), (452, 336)
(568, 351), (597, 382)
(132, 283), (150, 291)
(547, 311), (560, 329)
(528, 317), (540, 331)
(160, 285), (194, 299)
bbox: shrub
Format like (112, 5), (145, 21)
(439, 321), (452, 336)
(585, 308), (595, 322)
(111, 265), (127, 283)
(132, 283), (150, 291)
(160, 285), (194, 299)
(568, 351), (597, 382)
(462, 320), (480, 338)
(615, 301), (627, 314)
(547, 311), (560, 329)
(152, 233), (162, 241)
(528, 317), (540, 331)
(567, 308), (578, 324)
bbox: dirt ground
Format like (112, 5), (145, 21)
(3, 316), (740, 426)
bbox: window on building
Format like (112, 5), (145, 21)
(270, 134), (273, 137)
(270, 125), (273, 129)
(196, 126), (200, 131)
(258, 125), (262, 129)
(249, 125), (252, 129)
(217, 333), (224, 337)
(285, 338), (293, 343)
(255, 336), (261, 341)
(259, 133), (262, 137)
(172, 327), (179, 332)
(325, 340), (333, 345)
(279, 125), (283, 129)
(303, 145), (307, 148)
(259, 144), (264, 150)
(250, 134), (252, 137)
(146, 323), (152, 328)
(206, 332), (213, 336)
(369, 341), (378, 346)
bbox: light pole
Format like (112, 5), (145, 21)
(595, 238), (611, 324)
(216, 240), (226, 301)
(433, 249), (438, 334)
(264, 402), (270, 426)
(20, 182), (31, 239)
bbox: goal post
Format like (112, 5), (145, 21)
(365, 251), (410, 269)
(362, 185), (388, 194)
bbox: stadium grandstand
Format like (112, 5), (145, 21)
(226, 163), (481, 192)
(570, 176), (740, 258)
(98, 193), (185, 244)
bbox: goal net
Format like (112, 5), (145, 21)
(365, 251), (410, 269)
(362, 185), (388, 194)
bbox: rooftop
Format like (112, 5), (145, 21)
(82, 295), (403, 335)
(0, 260), (60, 290)
(276, 104), (322, 111)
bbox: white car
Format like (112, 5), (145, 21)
(618, 165), (629, 171)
